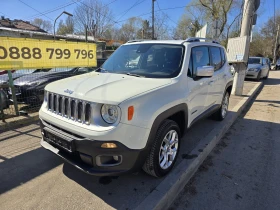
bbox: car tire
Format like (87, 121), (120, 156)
(143, 119), (181, 178)
(256, 71), (262, 81)
(263, 71), (269, 80)
(212, 91), (230, 121)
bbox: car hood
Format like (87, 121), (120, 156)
(247, 64), (262, 70)
(13, 72), (64, 86)
(0, 72), (26, 85)
(45, 72), (172, 104)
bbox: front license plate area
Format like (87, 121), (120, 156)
(45, 131), (74, 153)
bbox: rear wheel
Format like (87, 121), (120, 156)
(143, 119), (180, 177)
(212, 92), (229, 121)
(256, 71), (262, 81)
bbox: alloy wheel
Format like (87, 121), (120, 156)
(159, 130), (179, 170)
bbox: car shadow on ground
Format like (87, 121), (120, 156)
(61, 117), (218, 209)
(0, 147), (63, 195)
(262, 77), (280, 85)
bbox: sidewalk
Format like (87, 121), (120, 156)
(169, 72), (280, 210)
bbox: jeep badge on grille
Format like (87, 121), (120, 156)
(64, 89), (74, 94)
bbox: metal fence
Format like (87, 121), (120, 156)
(0, 58), (106, 122)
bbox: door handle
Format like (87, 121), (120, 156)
(208, 81), (214, 85)
(223, 74), (227, 78)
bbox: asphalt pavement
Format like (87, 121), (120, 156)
(170, 71), (280, 210)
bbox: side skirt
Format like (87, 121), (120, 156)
(189, 104), (220, 128)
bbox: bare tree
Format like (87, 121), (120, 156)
(173, 1), (206, 40)
(197, 0), (234, 38)
(154, 12), (172, 39)
(56, 16), (74, 35)
(119, 17), (142, 41)
(74, 0), (114, 38)
(173, 14), (202, 39)
(31, 18), (52, 32)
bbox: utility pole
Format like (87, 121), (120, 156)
(152, 0), (155, 40)
(273, 25), (279, 64)
(232, 0), (257, 96)
(85, 24), (88, 42)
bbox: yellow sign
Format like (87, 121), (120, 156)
(0, 37), (97, 70)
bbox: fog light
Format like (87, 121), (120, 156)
(101, 143), (117, 148)
(96, 155), (122, 166)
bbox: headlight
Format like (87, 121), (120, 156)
(27, 80), (47, 86)
(101, 104), (118, 124)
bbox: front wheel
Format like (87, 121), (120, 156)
(263, 71), (269, 80)
(143, 119), (180, 177)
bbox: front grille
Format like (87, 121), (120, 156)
(47, 92), (92, 125)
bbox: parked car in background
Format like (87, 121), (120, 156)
(0, 70), (15, 75)
(0, 89), (9, 110)
(0, 69), (49, 86)
(9, 67), (97, 105)
(271, 63), (276, 70)
(276, 59), (280, 70)
(246, 57), (270, 81)
(266, 58), (271, 70)
(230, 65), (235, 75)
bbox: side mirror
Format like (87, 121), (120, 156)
(196, 66), (214, 77)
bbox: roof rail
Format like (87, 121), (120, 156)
(182, 37), (220, 45)
(126, 39), (152, 43)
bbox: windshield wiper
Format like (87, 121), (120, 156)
(126, 73), (145, 78)
(95, 67), (108, 73)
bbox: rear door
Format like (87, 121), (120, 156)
(187, 46), (211, 123)
(206, 46), (225, 108)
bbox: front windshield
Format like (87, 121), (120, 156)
(101, 44), (185, 78)
(49, 67), (73, 72)
(248, 58), (262, 64)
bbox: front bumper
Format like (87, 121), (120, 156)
(245, 71), (259, 79)
(40, 119), (148, 176)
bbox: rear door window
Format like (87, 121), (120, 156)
(220, 48), (226, 66)
(210, 47), (222, 71)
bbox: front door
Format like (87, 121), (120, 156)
(187, 46), (212, 123)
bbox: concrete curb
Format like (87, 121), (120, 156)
(135, 82), (263, 210)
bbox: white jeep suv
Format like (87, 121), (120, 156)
(39, 38), (233, 177)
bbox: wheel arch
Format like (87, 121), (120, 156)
(144, 104), (188, 150)
(225, 80), (233, 96)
